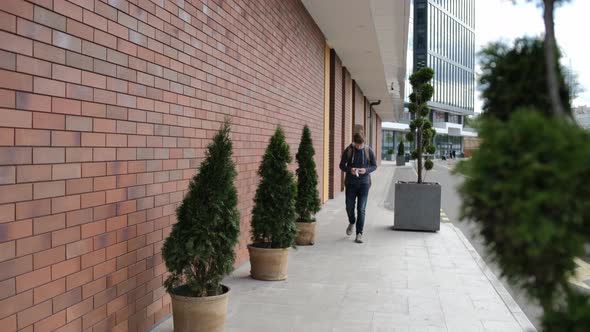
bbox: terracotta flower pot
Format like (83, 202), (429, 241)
(247, 245), (289, 281)
(295, 221), (316, 245)
(170, 285), (230, 332)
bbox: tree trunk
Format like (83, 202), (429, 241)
(543, 0), (566, 117)
(417, 128), (423, 183)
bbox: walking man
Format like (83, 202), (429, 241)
(339, 133), (377, 243)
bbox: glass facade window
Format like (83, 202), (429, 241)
(448, 114), (461, 124)
(381, 130), (412, 161)
(433, 111), (445, 123)
(415, 0), (475, 117)
(435, 134), (464, 158)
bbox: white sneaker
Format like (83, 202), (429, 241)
(355, 233), (363, 243)
(346, 223), (354, 236)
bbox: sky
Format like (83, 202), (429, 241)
(475, 0), (590, 111)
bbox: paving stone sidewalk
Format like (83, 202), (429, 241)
(153, 162), (536, 332)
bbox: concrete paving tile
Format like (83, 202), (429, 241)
(482, 320), (524, 332)
(445, 319), (485, 332)
(152, 164), (530, 332)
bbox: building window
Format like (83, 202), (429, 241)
(448, 114), (461, 124)
(434, 111), (445, 123)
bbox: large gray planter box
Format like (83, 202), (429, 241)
(393, 182), (441, 232)
(396, 155), (406, 166)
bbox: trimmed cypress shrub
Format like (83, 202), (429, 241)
(162, 121), (239, 297)
(397, 140), (405, 156)
(295, 126), (321, 223)
(251, 126), (298, 248)
(406, 67), (436, 182)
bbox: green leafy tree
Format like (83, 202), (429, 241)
(162, 121), (239, 297)
(406, 67), (436, 183)
(295, 126), (321, 223)
(251, 126), (298, 248)
(458, 1), (590, 329)
(457, 110), (590, 329)
(397, 140), (405, 156)
(478, 37), (571, 121)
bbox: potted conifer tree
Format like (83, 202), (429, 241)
(295, 126), (321, 245)
(396, 140), (406, 166)
(162, 121), (239, 332)
(248, 126), (298, 280)
(393, 67), (441, 232)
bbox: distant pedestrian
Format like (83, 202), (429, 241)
(339, 133), (377, 243)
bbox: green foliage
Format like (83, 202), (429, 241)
(295, 126), (321, 223)
(456, 109), (590, 318)
(251, 126), (298, 248)
(397, 140), (405, 156)
(162, 121), (240, 297)
(542, 289), (590, 331)
(464, 115), (481, 129)
(387, 148), (394, 155)
(413, 118), (424, 127)
(408, 67), (436, 183)
(419, 105), (430, 117)
(424, 159), (433, 170)
(479, 37), (571, 121)
(423, 128), (435, 141)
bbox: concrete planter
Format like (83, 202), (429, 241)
(295, 221), (315, 245)
(248, 245), (289, 281)
(170, 285), (230, 332)
(393, 181), (441, 232)
(396, 155), (406, 166)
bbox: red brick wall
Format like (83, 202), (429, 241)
(353, 83), (364, 129)
(0, 0), (325, 331)
(376, 115), (382, 164)
(328, 50), (342, 198)
(341, 68), (352, 191)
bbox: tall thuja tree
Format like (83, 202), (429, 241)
(478, 37), (571, 121)
(457, 1), (590, 329)
(295, 126), (320, 223)
(162, 121), (239, 297)
(406, 67), (436, 183)
(397, 139), (405, 156)
(540, 0), (571, 118)
(251, 126), (297, 248)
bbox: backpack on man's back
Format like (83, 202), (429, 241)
(344, 144), (372, 185)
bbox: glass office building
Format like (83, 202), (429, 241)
(413, 0), (476, 157)
(414, 0), (475, 116)
(383, 0), (476, 159)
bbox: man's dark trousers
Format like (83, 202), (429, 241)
(346, 182), (370, 234)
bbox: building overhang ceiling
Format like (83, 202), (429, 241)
(301, 0), (410, 122)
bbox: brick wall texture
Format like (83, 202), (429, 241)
(0, 0), (382, 331)
(328, 50), (342, 198)
(354, 83), (365, 129)
(341, 68), (352, 190)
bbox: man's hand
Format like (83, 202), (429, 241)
(358, 168), (367, 175)
(350, 168), (357, 175)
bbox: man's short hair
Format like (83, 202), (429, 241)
(353, 132), (365, 144)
